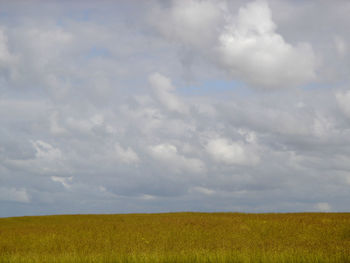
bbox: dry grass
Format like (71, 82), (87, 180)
(0, 212), (349, 262)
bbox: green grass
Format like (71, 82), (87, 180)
(0, 212), (349, 262)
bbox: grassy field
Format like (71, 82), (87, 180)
(0, 212), (349, 262)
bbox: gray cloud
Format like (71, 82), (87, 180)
(0, 0), (350, 217)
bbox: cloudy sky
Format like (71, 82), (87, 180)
(1, 0), (350, 217)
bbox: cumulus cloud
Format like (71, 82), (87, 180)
(152, 0), (316, 88)
(336, 90), (350, 118)
(0, 27), (17, 80)
(150, 0), (223, 47)
(115, 143), (140, 165)
(334, 36), (347, 57)
(64, 114), (109, 135)
(206, 137), (260, 166)
(49, 111), (68, 135)
(4, 140), (66, 176)
(149, 143), (205, 174)
(218, 0), (316, 88)
(149, 72), (189, 114)
(0, 28), (14, 65)
(32, 140), (62, 161)
(51, 176), (73, 189)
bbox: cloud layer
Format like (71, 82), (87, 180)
(0, 0), (350, 217)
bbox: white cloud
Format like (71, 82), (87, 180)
(149, 143), (177, 159)
(140, 194), (156, 200)
(314, 202), (331, 212)
(0, 27), (14, 65)
(115, 143), (140, 165)
(0, 27), (17, 79)
(51, 176), (73, 189)
(149, 72), (189, 114)
(336, 90), (350, 118)
(218, 0), (316, 88)
(191, 186), (215, 195)
(312, 113), (333, 138)
(206, 138), (259, 166)
(150, 0), (223, 47)
(65, 114), (105, 134)
(334, 36), (347, 56)
(152, 0), (316, 89)
(32, 140), (62, 161)
(49, 111), (67, 135)
(238, 128), (257, 144)
(0, 187), (30, 203)
(149, 143), (205, 173)
(90, 114), (104, 126)
(5, 140), (66, 176)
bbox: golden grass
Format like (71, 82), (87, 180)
(0, 212), (349, 262)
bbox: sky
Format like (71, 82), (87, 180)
(0, 0), (350, 217)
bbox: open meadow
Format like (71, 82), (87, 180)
(0, 212), (349, 262)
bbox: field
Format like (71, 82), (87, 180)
(0, 212), (349, 262)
